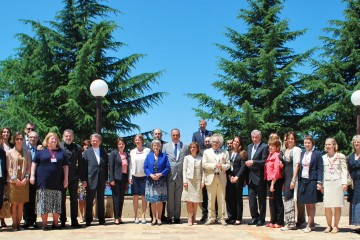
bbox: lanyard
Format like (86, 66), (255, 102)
(48, 148), (56, 158)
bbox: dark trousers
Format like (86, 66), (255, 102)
(297, 201), (306, 225)
(23, 182), (37, 224)
(60, 180), (79, 225)
(112, 177), (127, 219)
(248, 180), (267, 221)
(267, 180), (284, 225)
(86, 184), (105, 223)
(0, 179), (4, 207)
(226, 178), (244, 221)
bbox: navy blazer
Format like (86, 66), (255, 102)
(192, 129), (212, 150)
(246, 142), (269, 185)
(298, 150), (323, 182)
(109, 149), (130, 181)
(81, 147), (108, 190)
(144, 152), (170, 180)
(0, 148), (6, 183)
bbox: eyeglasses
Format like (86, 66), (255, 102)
(27, 128), (35, 131)
(15, 138), (23, 141)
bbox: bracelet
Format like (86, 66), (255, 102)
(291, 180), (296, 183)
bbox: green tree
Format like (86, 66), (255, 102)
(188, 0), (311, 144)
(298, 0), (360, 152)
(0, 0), (165, 147)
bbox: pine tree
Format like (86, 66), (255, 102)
(298, 0), (360, 152)
(0, 0), (165, 146)
(188, 0), (311, 143)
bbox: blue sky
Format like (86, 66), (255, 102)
(0, 0), (345, 144)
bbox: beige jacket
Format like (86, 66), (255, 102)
(6, 148), (31, 183)
(202, 148), (230, 186)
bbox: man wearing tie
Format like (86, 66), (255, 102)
(203, 134), (230, 225)
(192, 119), (212, 150)
(245, 130), (269, 226)
(162, 129), (188, 224)
(23, 131), (40, 229)
(81, 133), (108, 226)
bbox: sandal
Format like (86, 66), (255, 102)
(331, 227), (339, 234)
(323, 226), (332, 233)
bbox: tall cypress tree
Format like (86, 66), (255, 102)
(0, 0), (165, 146)
(298, 0), (360, 151)
(188, 0), (311, 143)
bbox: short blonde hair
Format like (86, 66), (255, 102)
(42, 132), (60, 149)
(352, 135), (360, 151)
(325, 138), (338, 152)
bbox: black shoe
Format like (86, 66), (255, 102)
(161, 216), (167, 222)
(23, 222), (30, 229)
(42, 226), (49, 231)
(256, 220), (265, 226)
(248, 219), (259, 225)
(33, 223), (39, 229)
(174, 218), (181, 224)
(71, 223), (82, 228)
(52, 224), (61, 230)
(85, 222), (91, 226)
(151, 220), (157, 226)
(167, 218), (173, 224)
(200, 216), (207, 222)
(99, 221), (106, 225)
(60, 222), (66, 229)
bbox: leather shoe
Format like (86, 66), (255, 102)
(248, 219), (259, 225)
(174, 218), (181, 224)
(71, 223), (82, 228)
(85, 222), (91, 226)
(256, 220), (265, 227)
(167, 218), (173, 224)
(60, 222), (66, 229)
(200, 216), (207, 222)
(23, 222), (30, 229)
(99, 221), (106, 225)
(33, 223), (39, 229)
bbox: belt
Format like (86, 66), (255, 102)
(214, 172), (220, 175)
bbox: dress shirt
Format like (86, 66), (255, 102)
(301, 150), (313, 178)
(251, 144), (258, 159)
(93, 147), (100, 164)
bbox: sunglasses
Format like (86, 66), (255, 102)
(27, 128), (35, 131)
(15, 138), (24, 141)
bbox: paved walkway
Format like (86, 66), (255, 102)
(1, 216), (359, 240)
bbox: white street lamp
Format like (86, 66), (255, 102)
(90, 79), (108, 133)
(351, 90), (360, 135)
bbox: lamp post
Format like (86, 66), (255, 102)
(90, 79), (108, 134)
(351, 90), (360, 135)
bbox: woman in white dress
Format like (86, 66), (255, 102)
(181, 142), (204, 226)
(322, 138), (348, 233)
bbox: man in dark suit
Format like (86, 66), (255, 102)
(245, 130), (269, 226)
(22, 122), (42, 148)
(81, 133), (108, 226)
(60, 129), (83, 228)
(192, 119), (212, 150)
(23, 131), (41, 229)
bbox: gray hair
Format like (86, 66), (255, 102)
(150, 139), (162, 149)
(352, 135), (360, 150)
(63, 129), (74, 136)
(90, 133), (102, 141)
(251, 130), (262, 137)
(211, 134), (224, 146)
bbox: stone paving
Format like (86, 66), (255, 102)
(0, 216), (359, 240)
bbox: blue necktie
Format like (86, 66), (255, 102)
(174, 143), (178, 158)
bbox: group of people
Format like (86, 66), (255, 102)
(0, 119), (359, 235)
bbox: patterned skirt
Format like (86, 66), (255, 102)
(350, 202), (360, 226)
(145, 178), (167, 203)
(36, 189), (62, 215)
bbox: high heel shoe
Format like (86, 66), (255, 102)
(151, 220), (157, 226)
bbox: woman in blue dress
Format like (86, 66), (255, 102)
(144, 139), (170, 226)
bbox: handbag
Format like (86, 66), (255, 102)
(347, 171), (354, 189)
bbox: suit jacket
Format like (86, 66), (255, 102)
(6, 148), (31, 182)
(81, 147), (108, 190)
(349, 153), (360, 204)
(144, 152), (170, 179)
(227, 150), (247, 181)
(192, 129), (212, 150)
(322, 152), (347, 184)
(109, 149), (130, 181)
(202, 148), (230, 186)
(0, 148), (7, 183)
(298, 150), (323, 182)
(162, 141), (188, 181)
(246, 142), (269, 185)
(60, 142), (82, 181)
(183, 155), (204, 184)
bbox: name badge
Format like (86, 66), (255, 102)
(18, 165), (21, 170)
(329, 168), (334, 174)
(51, 158), (57, 163)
